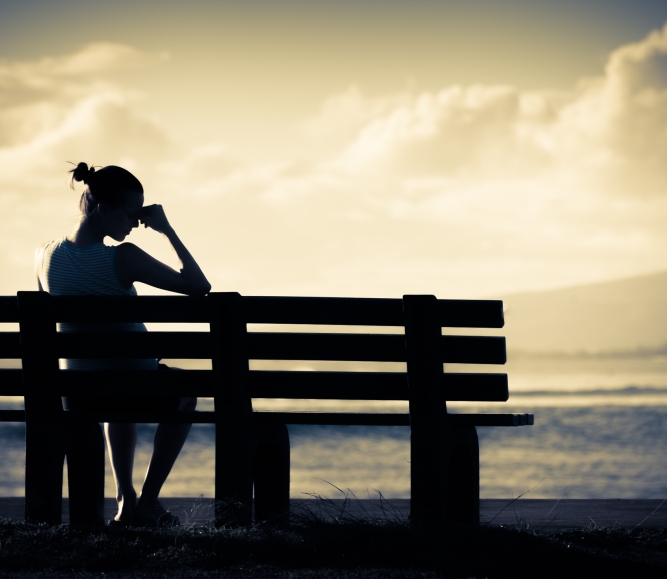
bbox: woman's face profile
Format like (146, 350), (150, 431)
(99, 190), (144, 242)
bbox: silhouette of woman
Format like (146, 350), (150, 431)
(35, 162), (211, 526)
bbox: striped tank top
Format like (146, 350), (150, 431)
(39, 237), (158, 371)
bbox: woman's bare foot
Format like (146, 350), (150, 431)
(109, 492), (137, 526)
(134, 498), (180, 527)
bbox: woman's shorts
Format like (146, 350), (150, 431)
(62, 363), (182, 412)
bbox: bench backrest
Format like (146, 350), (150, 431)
(242, 295), (506, 409)
(1, 292), (507, 412)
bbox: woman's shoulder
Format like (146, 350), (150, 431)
(35, 237), (64, 262)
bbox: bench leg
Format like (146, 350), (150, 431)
(441, 424), (479, 524)
(65, 417), (105, 526)
(215, 401), (255, 527)
(253, 421), (290, 526)
(25, 406), (65, 525)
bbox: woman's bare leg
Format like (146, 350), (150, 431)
(105, 422), (138, 519)
(139, 397), (197, 505)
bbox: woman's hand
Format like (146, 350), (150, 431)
(139, 204), (173, 235)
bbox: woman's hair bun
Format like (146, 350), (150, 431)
(68, 162), (96, 188)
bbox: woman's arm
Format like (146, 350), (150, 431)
(35, 245), (45, 291)
(116, 205), (211, 296)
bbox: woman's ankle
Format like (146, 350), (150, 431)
(137, 493), (159, 507)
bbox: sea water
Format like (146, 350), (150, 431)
(1, 354), (666, 499)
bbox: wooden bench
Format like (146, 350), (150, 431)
(0, 291), (533, 526)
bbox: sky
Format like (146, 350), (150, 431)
(2, 0), (667, 298)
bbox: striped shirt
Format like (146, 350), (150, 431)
(39, 237), (158, 371)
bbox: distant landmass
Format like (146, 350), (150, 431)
(499, 270), (667, 354)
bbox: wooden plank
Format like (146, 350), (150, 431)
(0, 410), (26, 422)
(53, 331), (212, 359)
(0, 297), (18, 323)
(48, 295), (210, 323)
(209, 292), (254, 526)
(438, 300), (504, 329)
(0, 332), (21, 358)
(249, 333), (505, 364)
(18, 291), (65, 525)
(243, 296), (505, 329)
(444, 373), (508, 402)
(254, 411), (410, 426)
(50, 369), (215, 397)
(246, 332), (406, 362)
(0, 369), (23, 395)
(247, 370), (508, 402)
(243, 296), (404, 326)
(247, 370), (407, 400)
(403, 294), (447, 524)
(449, 413), (535, 427)
(0, 368), (507, 401)
(0, 410), (535, 427)
(62, 410), (212, 424)
(441, 335), (507, 364)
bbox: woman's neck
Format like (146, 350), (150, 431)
(67, 214), (105, 248)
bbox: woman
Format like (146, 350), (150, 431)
(35, 162), (211, 526)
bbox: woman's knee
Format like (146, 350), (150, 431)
(179, 396), (197, 411)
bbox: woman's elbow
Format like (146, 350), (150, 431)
(188, 281), (211, 296)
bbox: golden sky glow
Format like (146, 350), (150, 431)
(2, 0), (667, 299)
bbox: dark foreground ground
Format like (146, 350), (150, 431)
(1, 499), (666, 578)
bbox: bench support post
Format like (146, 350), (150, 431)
(18, 291), (65, 525)
(65, 416), (106, 526)
(210, 292), (254, 526)
(253, 419), (290, 526)
(404, 294), (480, 524)
(404, 294), (446, 523)
(442, 423), (479, 524)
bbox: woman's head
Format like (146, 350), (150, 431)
(69, 162), (144, 242)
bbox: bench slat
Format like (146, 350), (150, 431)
(0, 297), (19, 323)
(50, 332), (507, 364)
(442, 335), (506, 364)
(54, 332), (212, 359)
(247, 370), (407, 399)
(0, 370), (508, 402)
(255, 411), (411, 426)
(442, 373), (509, 401)
(449, 413), (535, 426)
(0, 409), (534, 426)
(253, 412), (533, 426)
(246, 333), (506, 364)
(243, 296), (505, 328)
(244, 297), (405, 326)
(247, 371), (508, 401)
(0, 369), (23, 394)
(50, 370), (214, 397)
(48, 296), (210, 323)
(437, 300), (504, 328)
(8, 294), (506, 328)
(0, 410), (26, 422)
(246, 332), (407, 362)
(0, 333), (21, 358)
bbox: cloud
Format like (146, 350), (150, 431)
(0, 43), (172, 294)
(334, 85), (556, 178)
(3, 26), (667, 300)
(246, 24), (667, 294)
(322, 23), (667, 200)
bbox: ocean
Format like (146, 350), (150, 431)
(1, 353), (666, 500)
